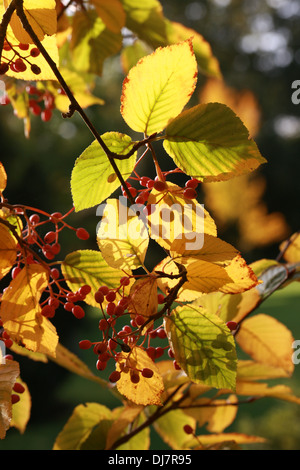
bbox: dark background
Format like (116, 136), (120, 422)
(0, 0), (300, 450)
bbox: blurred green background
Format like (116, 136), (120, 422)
(1, 0), (300, 450)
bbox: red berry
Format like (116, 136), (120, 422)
(44, 231), (56, 243)
(41, 305), (55, 318)
(14, 58), (27, 72)
(51, 242), (61, 255)
(157, 328), (166, 339)
(226, 321), (238, 331)
(95, 290), (105, 304)
(106, 290), (116, 302)
(183, 424), (194, 435)
(99, 318), (109, 331)
(135, 315), (145, 326)
(114, 305), (125, 316)
(139, 176), (150, 187)
(11, 394), (20, 405)
(157, 294), (165, 304)
(41, 108), (52, 122)
(185, 178), (199, 189)
(98, 285), (109, 296)
(76, 227), (90, 240)
(183, 188), (197, 200)
(0, 63), (9, 75)
(50, 268), (60, 280)
(120, 276), (130, 286)
(79, 340), (92, 350)
(30, 47), (40, 57)
(79, 285), (91, 296)
(64, 301), (74, 312)
(146, 179), (155, 189)
(11, 266), (21, 279)
(109, 370), (121, 383)
(29, 213), (40, 224)
(50, 212), (62, 221)
(146, 347), (156, 361)
(153, 180), (167, 192)
(108, 338), (118, 351)
(130, 372), (140, 384)
(106, 302), (116, 316)
(141, 368), (154, 378)
(4, 338), (13, 348)
(13, 382), (25, 394)
(48, 297), (60, 309)
(155, 347), (164, 359)
(18, 43), (29, 50)
(31, 64), (41, 75)
(96, 360), (107, 371)
(173, 360), (181, 370)
(72, 305), (85, 319)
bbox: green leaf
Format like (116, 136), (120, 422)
(71, 132), (137, 211)
(61, 250), (131, 308)
(70, 10), (122, 75)
(164, 305), (237, 390)
(152, 408), (196, 450)
(163, 103), (267, 182)
(53, 403), (112, 450)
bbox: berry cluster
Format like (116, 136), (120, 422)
(78, 279), (178, 381)
(0, 39), (41, 76)
(122, 172), (200, 207)
(1, 204), (91, 323)
(25, 85), (55, 122)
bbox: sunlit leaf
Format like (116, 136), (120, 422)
(236, 313), (294, 375)
(0, 162), (7, 193)
(153, 408), (196, 450)
(62, 250), (131, 308)
(97, 198), (149, 271)
(0, 264), (58, 357)
(237, 360), (291, 381)
(10, 377), (31, 434)
(235, 381), (300, 405)
(120, 40), (197, 135)
(279, 232), (300, 263)
(128, 276), (158, 318)
(105, 405), (144, 450)
(91, 0), (126, 33)
(116, 346), (164, 406)
(163, 103), (267, 182)
(70, 10), (122, 75)
(164, 305), (237, 390)
(4, 0), (57, 44)
(53, 403), (113, 450)
(146, 182), (217, 252)
(71, 132), (137, 211)
(0, 223), (18, 281)
(191, 432), (266, 446)
(0, 360), (20, 439)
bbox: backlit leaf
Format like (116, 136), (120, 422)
(97, 198), (149, 271)
(237, 360), (291, 381)
(10, 377), (31, 434)
(236, 313), (294, 375)
(0, 264), (58, 357)
(105, 405), (144, 450)
(163, 103), (267, 182)
(120, 40), (197, 135)
(62, 250), (131, 308)
(91, 0), (126, 33)
(146, 182), (217, 252)
(279, 232), (300, 263)
(0, 223), (18, 281)
(0, 162), (7, 193)
(235, 381), (300, 404)
(164, 305), (237, 390)
(70, 10), (122, 75)
(0, 360), (19, 439)
(153, 408), (196, 450)
(71, 132), (137, 211)
(4, 0), (57, 44)
(128, 276), (158, 318)
(116, 346), (164, 406)
(53, 403), (113, 450)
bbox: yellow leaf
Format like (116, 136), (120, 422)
(170, 233), (239, 260)
(120, 40), (197, 135)
(91, 0), (126, 33)
(0, 223), (18, 281)
(0, 264), (58, 357)
(0, 162), (7, 193)
(279, 232), (300, 263)
(10, 377), (31, 434)
(236, 381), (300, 404)
(184, 395), (238, 433)
(221, 254), (259, 294)
(146, 182), (217, 252)
(0, 360), (19, 439)
(194, 432), (266, 446)
(97, 198), (149, 271)
(237, 360), (291, 381)
(236, 313), (294, 375)
(128, 276), (158, 319)
(116, 347), (164, 406)
(4, 0), (57, 44)
(105, 405), (144, 450)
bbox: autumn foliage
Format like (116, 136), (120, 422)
(0, 0), (300, 450)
